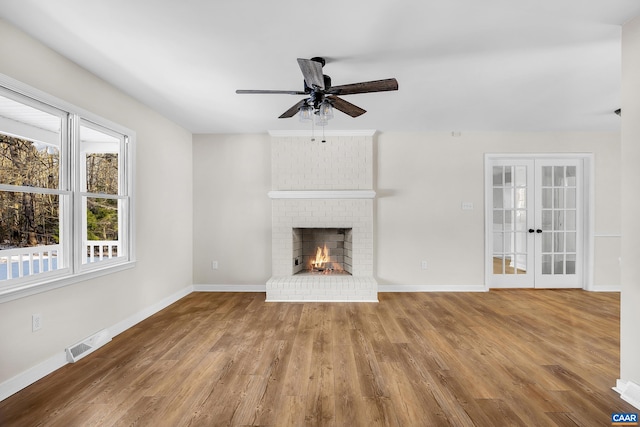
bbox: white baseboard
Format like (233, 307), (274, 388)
(588, 285), (621, 292)
(193, 284), (267, 292)
(613, 379), (640, 410)
(110, 285), (193, 337)
(0, 285), (193, 402)
(378, 284), (487, 292)
(0, 351), (68, 402)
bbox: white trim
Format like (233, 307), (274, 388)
(0, 261), (136, 304)
(613, 379), (640, 410)
(0, 351), (67, 402)
(268, 129), (376, 137)
(0, 72), (137, 302)
(594, 233), (622, 238)
(0, 285), (191, 401)
(267, 190), (376, 199)
(378, 284), (487, 292)
(0, 73), (134, 136)
(193, 284), (267, 292)
(590, 285), (622, 292)
(110, 285), (192, 337)
(484, 153), (594, 291)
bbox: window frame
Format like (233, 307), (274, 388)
(0, 73), (136, 303)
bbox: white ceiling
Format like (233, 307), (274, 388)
(1, 0), (639, 134)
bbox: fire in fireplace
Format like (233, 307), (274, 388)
(293, 228), (352, 275)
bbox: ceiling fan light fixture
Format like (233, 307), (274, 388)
(318, 100), (334, 121)
(298, 104), (313, 122)
(315, 115), (329, 127)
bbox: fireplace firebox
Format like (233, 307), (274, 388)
(293, 228), (352, 275)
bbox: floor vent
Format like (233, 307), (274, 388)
(65, 329), (112, 363)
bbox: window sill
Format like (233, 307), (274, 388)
(0, 261), (137, 304)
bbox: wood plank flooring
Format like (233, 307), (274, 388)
(0, 290), (634, 426)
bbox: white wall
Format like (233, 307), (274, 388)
(376, 131), (620, 288)
(192, 133), (271, 285)
(0, 19), (193, 387)
(192, 131), (621, 290)
(621, 15), (640, 385)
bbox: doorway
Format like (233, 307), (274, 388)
(485, 155), (591, 289)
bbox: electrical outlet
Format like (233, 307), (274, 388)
(421, 261), (428, 270)
(211, 261), (219, 270)
(32, 313), (42, 331)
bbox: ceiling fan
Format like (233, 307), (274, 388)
(236, 57), (398, 124)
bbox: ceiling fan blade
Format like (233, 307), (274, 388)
(327, 95), (366, 118)
(328, 78), (398, 96)
(236, 89), (307, 95)
(279, 99), (307, 118)
(297, 58), (325, 90)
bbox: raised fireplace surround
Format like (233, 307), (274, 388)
(266, 130), (378, 302)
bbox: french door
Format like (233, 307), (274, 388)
(486, 156), (585, 289)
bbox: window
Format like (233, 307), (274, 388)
(0, 76), (134, 300)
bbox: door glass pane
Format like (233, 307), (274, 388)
(515, 188), (526, 209)
(493, 257), (504, 274)
(505, 167), (512, 186)
(542, 254), (552, 274)
(515, 233), (527, 253)
(566, 188), (576, 209)
(515, 254), (526, 273)
(554, 232), (564, 252)
(566, 232), (576, 252)
(493, 210), (504, 230)
(566, 254), (576, 274)
(493, 188), (503, 208)
(542, 210), (552, 230)
(553, 188), (564, 209)
(566, 166), (576, 186)
(554, 254), (564, 274)
(503, 188), (513, 209)
(566, 211), (576, 231)
(542, 166), (552, 186)
(515, 166), (526, 187)
(515, 210), (527, 231)
(542, 188), (552, 209)
(553, 211), (564, 231)
(542, 233), (552, 252)
(505, 210), (514, 231)
(505, 256), (515, 275)
(554, 166), (565, 186)
(493, 233), (504, 252)
(505, 233), (514, 252)
(493, 166), (502, 186)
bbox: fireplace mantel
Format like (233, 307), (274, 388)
(268, 190), (376, 199)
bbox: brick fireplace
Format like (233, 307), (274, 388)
(266, 130), (378, 302)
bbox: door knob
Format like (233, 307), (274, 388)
(536, 229), (542, 233)
(528, 229), (535, 233)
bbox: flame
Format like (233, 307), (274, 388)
(312, 244), (330, 270)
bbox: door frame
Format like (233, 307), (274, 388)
(484, 153), (594, 290)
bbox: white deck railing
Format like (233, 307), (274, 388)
(1, 241), (121, 280)
(86, 240), (120, 263)
(0, 245), (60, 280)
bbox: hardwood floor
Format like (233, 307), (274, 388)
(0, 290), (634, 426)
